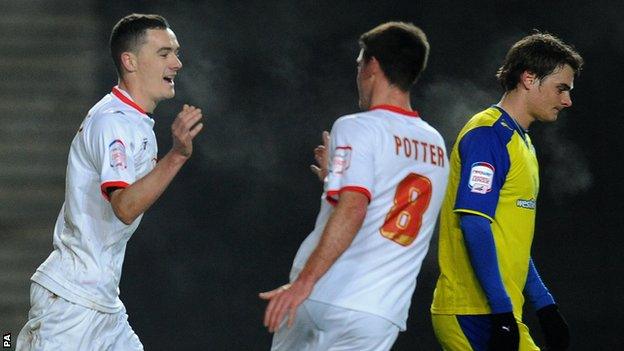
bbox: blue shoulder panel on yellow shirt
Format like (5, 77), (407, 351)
(455, 106), (526, 219)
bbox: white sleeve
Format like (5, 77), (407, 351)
(87, 113), (137, 201)
(325, 116), (374, 205)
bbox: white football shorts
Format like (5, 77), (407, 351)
(271, 299), (399, 351)
(16, 282), (143, 351)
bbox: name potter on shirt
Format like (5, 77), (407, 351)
(394, 135), (445, 167)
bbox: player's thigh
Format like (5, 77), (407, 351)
(431, 314), (475, 351)
(271, 300), (326, 351)
(454, 315), (538, 351)
(432, 314), (540, 351)
(16, 283), (143, 351)
(328, 309), (399, 351)
(81, 308), (143, 351)
(100, 309), (144, 351)
(17, 282), (66, 351)
(272, 299), (398, 351)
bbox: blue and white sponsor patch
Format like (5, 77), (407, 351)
(332, 146), (351, 175)
(516, 198), (536, 209)
(109, 139), (127, 169)
(469, 162), (494, 194)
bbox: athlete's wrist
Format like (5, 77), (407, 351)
(293, 272), (318, 290)
(165, 149), (191, 165)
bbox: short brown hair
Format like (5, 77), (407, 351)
(110, 14), (170, 77)
(496, 32), (583, 91)
(359, 22), (430, 92)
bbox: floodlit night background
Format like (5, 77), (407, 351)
(1, 0), (622, 349)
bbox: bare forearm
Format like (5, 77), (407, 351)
(110, 151), (188, 224)
(110, 104), (203, 225)
(259, 191), (367, 333)
(296, 192), (368, 285)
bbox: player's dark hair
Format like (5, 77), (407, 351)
(110, 14), (170, 77)
(359, 22), (430, 92)
(496, 32), (584, 91)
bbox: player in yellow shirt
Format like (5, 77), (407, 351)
(430, 32), (583, 350)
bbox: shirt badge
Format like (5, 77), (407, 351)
(332, 146), (352, 175)
(468, 162), (494, 194)
(109, 139), (127, 169)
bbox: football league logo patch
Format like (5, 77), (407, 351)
(469, 162), (494, 194)
(332, 146), (352, 175)
(109, 139), (127, 169)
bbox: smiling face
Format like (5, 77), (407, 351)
(132, 28), (182, 105)
(526, 64), (575, 123)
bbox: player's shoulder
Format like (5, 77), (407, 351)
(332, 110), (378, 133)
(413, 114), (445, 141)
(460, 106), (514, 143)
(335, 110), (373, 123)
(83, 95), (138, 136)
(466, 106), (504, 127)
(92, 94), (143, 122)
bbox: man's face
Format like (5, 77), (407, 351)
(356, 49), (373, 110)
(134, 28), (182, 104)
(527, 64), (575, 123)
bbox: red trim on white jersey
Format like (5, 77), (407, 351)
(370, 105), (420, 118)
(111, 87), (147, 115)
(326, 186), (372, 206)
(100, 181), (130, 201)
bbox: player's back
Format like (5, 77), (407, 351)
(291, 105), (449, 329)
(352, 106), (448, 247)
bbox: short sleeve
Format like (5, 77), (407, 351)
(325, 116), (374, 205)
(88, 113), (138, 201)
(454, 127), (510, 219)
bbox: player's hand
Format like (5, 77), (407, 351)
(309, 130), (330, 182)
(171, 104), (203, 158)
(489, 312), (519, 350)
(536, 304), (570, 350)
(259, 280), (313, 333)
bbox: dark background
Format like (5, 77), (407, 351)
(92, 0), (622, 349)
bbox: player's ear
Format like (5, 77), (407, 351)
(368, 56), (382, 75)
(519, 70), (537, 90)
(120, 52), (138, 73)
(359, 56), (381, 81)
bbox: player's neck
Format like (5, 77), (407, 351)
(118, 80), (157, 113)
(368, 86), (412, 112)
(498, 90), (534, 130)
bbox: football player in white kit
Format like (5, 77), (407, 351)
(16, 14), (203, 351)
(260, 22), (449, 350)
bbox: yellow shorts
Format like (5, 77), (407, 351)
(431, 314), (539, 351)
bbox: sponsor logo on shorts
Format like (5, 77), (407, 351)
(516, 198), (536, 209)
(468, 162), (494, 194)
(109, 139), (127, 169)
(332, 146), (352, 175)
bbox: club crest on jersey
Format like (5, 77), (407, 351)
(469, 162), (494, 194)
(332, 146), (352, 175)
(109, 139), (127, 169)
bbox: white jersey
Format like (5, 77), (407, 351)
(290, 105), (449, 330)
(31, 86), (158, 313)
